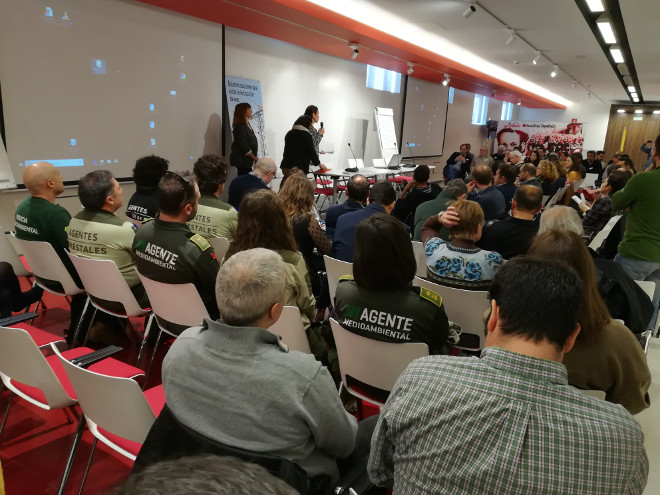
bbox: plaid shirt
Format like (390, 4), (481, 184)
(369, 348), (648, 495)
(582, 196), (613, 240)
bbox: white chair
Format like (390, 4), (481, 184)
(411, 241), (427, 278)
(1, 228), (31, 278)
(267, 306), (311, 353)
(588, 214), (622, 251)
(12, 235), (89, 341)
(137, 273), (209, 379)
(543, 183), (570, 209)
(329, 318), (428, 408)
(635, 280), (656, 353)
(323, 255), (353, 307)
(52, 344), (164, 493)
(413, 276), (489, 350)
(208, 236), (230, 263)
(0, 325), (143, 495)
(67, 252), (151, 346)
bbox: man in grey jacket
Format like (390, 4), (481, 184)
(162, 248), (358, 483)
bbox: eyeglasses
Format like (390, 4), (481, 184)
(164, 170), (190, 185)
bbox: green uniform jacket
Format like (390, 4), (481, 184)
(14, 196), (81, 286)
(334, 277), (449, 354)
(413, 189), (457, 242)
(611, 168), (660, 262)
(133, 216), (220, 319)
(187, 194), (238, 241)
(275, 249), (316, 329)
(68, 209), (140, 287)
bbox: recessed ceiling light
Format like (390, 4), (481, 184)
(634, 109), (643, 114)
(633, 97), (640, 102)
(610, 46), (624, 64)
(585, 0), (605, 12)
(627, 86), (636, 92)
(617, 109), (626, 113)
(630, 92), (638, 98)
(654, 110), (660, 115)
(597, 14), (617, 44)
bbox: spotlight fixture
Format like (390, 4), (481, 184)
(634, 109), (643, 114)
(610, 45), (624, 64)
(442, 73), (450, 86)
(532, 51), (541, 65)
(407, 61), (415, 75)
(572, 80), (577, 89)
(491, 89), (497, 98)
(505, 29), (516, 45)
(348, 43), (359, 60)
(617, 109), (626, 113)
(517, 98), (522, 106)
(550, 65), (558, 78)
(463, 2), (476, 19)
(587, 92), (591, 99)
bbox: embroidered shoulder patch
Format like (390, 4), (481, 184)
(338, 274), (354, 282)
(419, 287), (443, 307)
(189, 233), (211, 251)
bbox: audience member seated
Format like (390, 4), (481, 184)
(325, 174), (369, 238)
(537, 159), (560, 196)
(478, 185), (542, 259)
(334, 214), (451, 355)
(69, 170), (148, 307)
(133, 171), (220, 321)
(582, 150), (603, 178)
(528, 230), (651, 414)
(225, 189), (315, 329)
(333, 182), (396, 262)
(391, 165), (441, 227)
(278, 170), (332, 302)
(473, 145), (494, 171)
(466, 165), (505, 221)
(15, 161), (86, 341)
(120, 456), (298, 495)
(227, 157), (277, 209)
(126, 154), (169, 223)
(604, 152), (627, 178)
(443, 143), (473, 180)
(580, 169), (630, 241)
(509, 150), (523, 168)
(493, 162), (517, 212)
(413, 178), (467, 242)
(422, 200), (503, 288)
(539, 206), (653, 335)
(368, 257), (649, 495)
(548, 153), (568, 189)
(0, 262), (43, 318)
(518, 163), (542, 189)
(565, 153), (582, 183)
(491, 144), (505, 162)
(524, 149), (540, 166)
(188, 154), (238, 241)
(619, 157), (637, 175)
(162, 249), (360, 484)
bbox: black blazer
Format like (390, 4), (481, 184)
(230, 124), (258, 173)
(280, 128), (320, 175)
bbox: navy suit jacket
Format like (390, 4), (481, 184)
(332, 203), (386, 262)
(496, 182), (518, 212)
(227, 173), (269, 209)
(325, 199), (364, 238)
(467, 185), (506, 221)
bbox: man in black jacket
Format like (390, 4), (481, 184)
(443, 143), (473, 180)
(325, 174), (369, 238)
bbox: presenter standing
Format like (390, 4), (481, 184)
(304, 105), (325, 155)
(280, 115), (327, 181)
(230, 103), (259, 176)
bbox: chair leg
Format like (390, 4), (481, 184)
(143, 328), (163, 389)
(135, 314), (154, 367)
(57, 415), (87, 495)
(71, 296), (91, 347)
(77, 437), (98, 495)
(0, 394), (13, 439)
(82, 307), (98, 347)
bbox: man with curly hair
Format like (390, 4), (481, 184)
(126, 154), (169, 222)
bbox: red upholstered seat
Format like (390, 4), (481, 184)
(96, 384), (165, 456)
(10, 348), (145, 405)
(12, 322), (65, 348)
(388, 176), (412, 183)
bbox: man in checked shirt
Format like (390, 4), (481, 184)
(368, 257), (648, 495)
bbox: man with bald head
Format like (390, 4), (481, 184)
(325, 174), (369, 238)
(227, 157), (277, 209)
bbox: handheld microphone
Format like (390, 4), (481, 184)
(406, 142), (416, 166)
(320, 121), (324, 129)
(345, 142), (359, 172)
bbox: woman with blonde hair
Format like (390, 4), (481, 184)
(528, 230), (650, 414)
(536, 159), (559, 196)
(422, 199), (504, 288)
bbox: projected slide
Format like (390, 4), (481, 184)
(401, 77), (449, 158)
(0, 0), (223, 183)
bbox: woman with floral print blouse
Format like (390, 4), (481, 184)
(421, 199), (504, 288)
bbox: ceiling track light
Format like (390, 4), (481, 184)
(572, 80), (577, 89)
(517, 98), (522, 106)
(348, 42), (359, 60)
(407, 62), (415, 75)
(550, 65), (558, 78)
(442, 73), (450, 86)
(463, 1), (476, 19)
(505, 28), (516, 45)
(532, 51), (541, 65)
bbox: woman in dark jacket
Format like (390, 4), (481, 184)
(280, 115), (326, 179)
(230, 102), (258, 176)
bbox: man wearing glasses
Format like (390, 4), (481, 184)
(133, 171), (220, 321)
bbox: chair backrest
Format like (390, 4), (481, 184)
(53, 346), (157, 447)
(11, 235), (83, 295)
(208, 236), (230, 263)
(267, 306), (311, 353)
(67, 252), (146, 317)
(635, 280), (655, 301)
(413, 276), (489, 349)
(138, 273), (209, 328)
(588, 214), (623, 251)
(330, 318), (428, 394)
(0, 326), (74, 409)
(543, 183), (569, 209)
(323, 255), (353, 306)
(411, 241), (426, 278)
(0, 228), (30, 277)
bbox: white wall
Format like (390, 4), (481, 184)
(518, 100), (611, 152)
